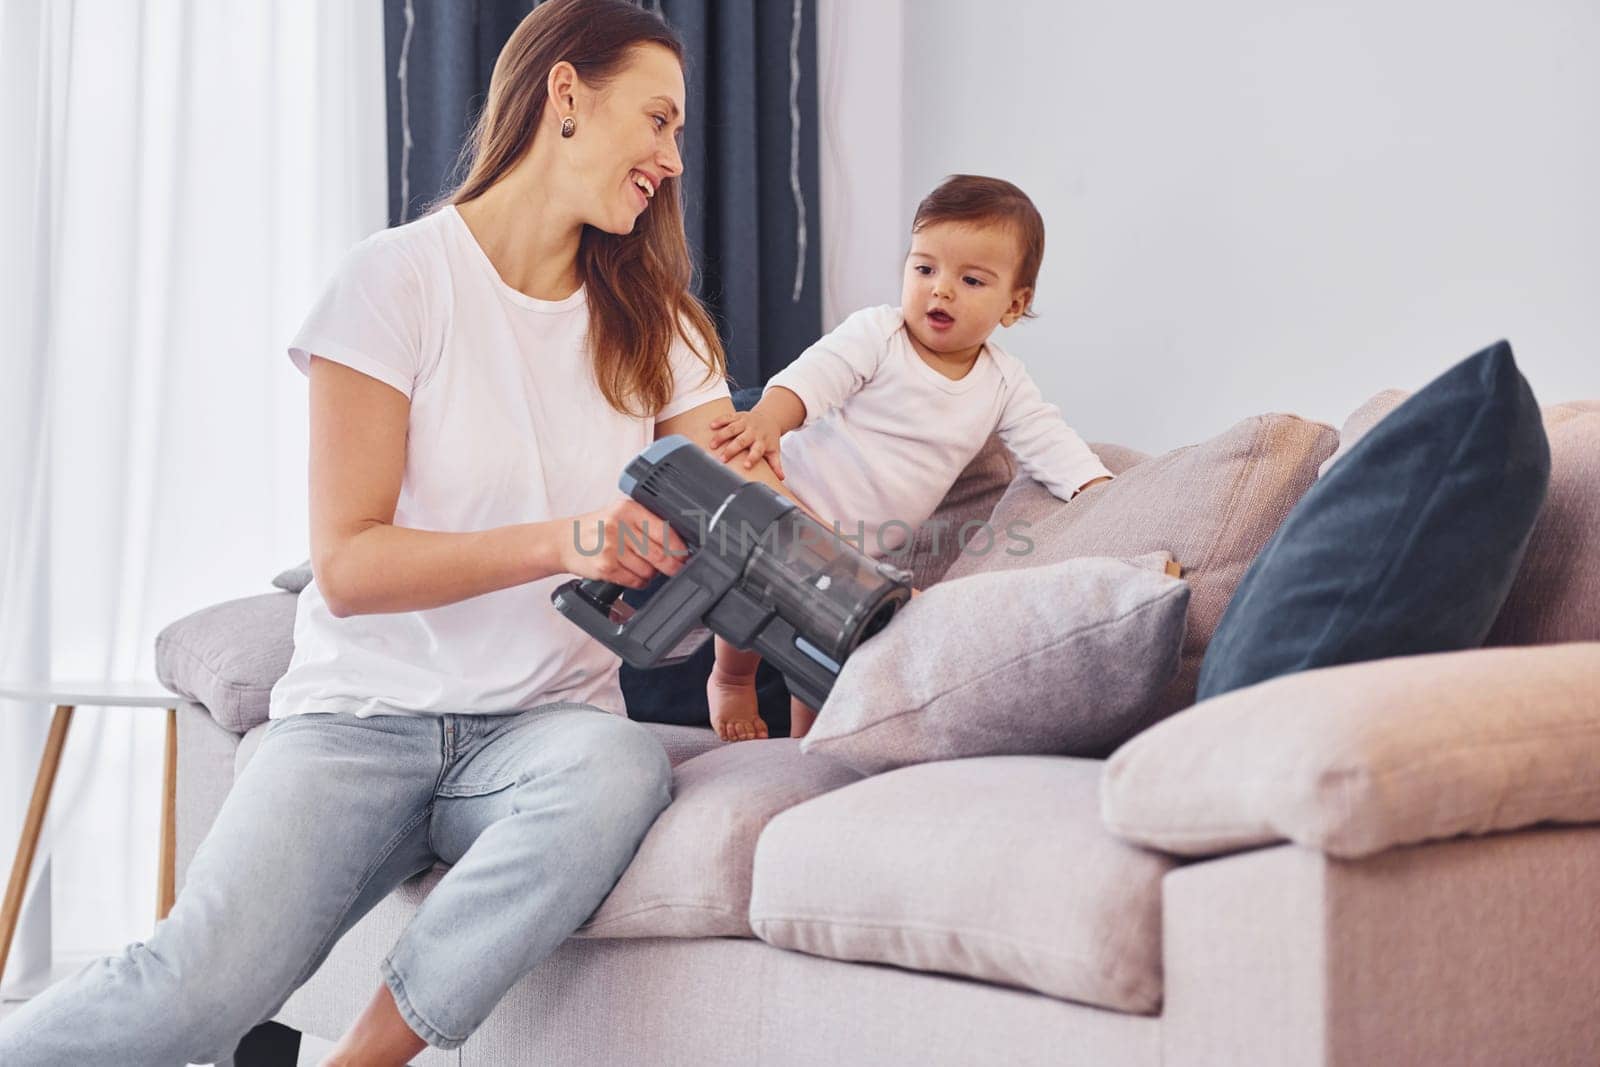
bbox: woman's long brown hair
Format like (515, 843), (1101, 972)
(444, 0), (726, 418)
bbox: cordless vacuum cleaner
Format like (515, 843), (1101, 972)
(551, 435), (913, 710)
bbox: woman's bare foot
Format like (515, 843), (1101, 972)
(708, 668), (769, 741)
(789, 697), (817, 739)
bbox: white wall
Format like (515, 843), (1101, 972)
(816, 0), (906, 329)
(828, 1), (1599, 453)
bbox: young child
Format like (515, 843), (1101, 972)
(705, 174), (1113, 741)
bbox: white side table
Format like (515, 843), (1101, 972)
(0, 681), (179, 986)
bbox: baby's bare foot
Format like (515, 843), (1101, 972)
(707, 670), (769, 742)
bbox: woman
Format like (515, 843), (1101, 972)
(0, 1), (789, 1063)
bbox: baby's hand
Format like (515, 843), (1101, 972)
(709, 409), (786, 479)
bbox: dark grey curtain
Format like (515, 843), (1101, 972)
(382, 0), (822, 387)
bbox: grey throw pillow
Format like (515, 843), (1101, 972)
(800, 553), (1189, 773)
(272, 559), (313, 593)
(155, 593), (299, 733)
(943, 415), (1337, 722)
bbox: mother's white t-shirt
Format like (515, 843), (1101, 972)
(268, 205), (730, 720)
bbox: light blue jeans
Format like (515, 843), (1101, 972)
(0, 702), (673, 1064)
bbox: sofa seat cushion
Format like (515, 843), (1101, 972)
(156, 592), (298, 733)
(944, 414), (1337, 721)
(574, 738), (862, 938)
(749, 756), (1174, 1014)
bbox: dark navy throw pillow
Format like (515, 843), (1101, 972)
(1195, 340), (1550, 702)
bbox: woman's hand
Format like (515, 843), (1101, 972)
(708, 409), (786, 479)
(557, 497), (689, 589)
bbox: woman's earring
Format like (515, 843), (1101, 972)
(560, 115), (576, 139)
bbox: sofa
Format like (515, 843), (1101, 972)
(155, 390), (1600, 1066)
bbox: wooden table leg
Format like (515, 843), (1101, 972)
(0, 705), (74, 984)
(158, 707), (177, 922)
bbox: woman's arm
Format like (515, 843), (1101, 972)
(310, 357), (677, 617)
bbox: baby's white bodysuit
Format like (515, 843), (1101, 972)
(764, 305), (1111, 560)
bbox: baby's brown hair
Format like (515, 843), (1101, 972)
(912, 175), (1045, 317)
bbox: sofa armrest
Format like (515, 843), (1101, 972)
(174, 701), (246, 891)
(1160, 828), (1600, 1065)
(1101, 643), (1600, 859)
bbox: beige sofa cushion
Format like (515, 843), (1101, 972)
(1323, 392), (1600, 645)
(750, 756), (1174, 1014)
(576, 738), (861, 939)
(803, 553), (1188, 769)
(945, 414), (1337, 719)
(902, 432), (1017, 590)
(1101, 643), (1600, 859)
(1489, 401), (1598, 645)
(900, 436), (1150, 591)
(1316, 387), (1408, 476)
(1089, 441), (1152, 476)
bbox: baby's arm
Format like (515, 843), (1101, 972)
(755, 385), (807, 429)
(760, 306), (894, 428)
(995, 369), (1114, 502)
(708, 387), (806, 477)
(711, 306), (892, 475)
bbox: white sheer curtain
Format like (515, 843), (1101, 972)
(1, 0), (387, 986)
